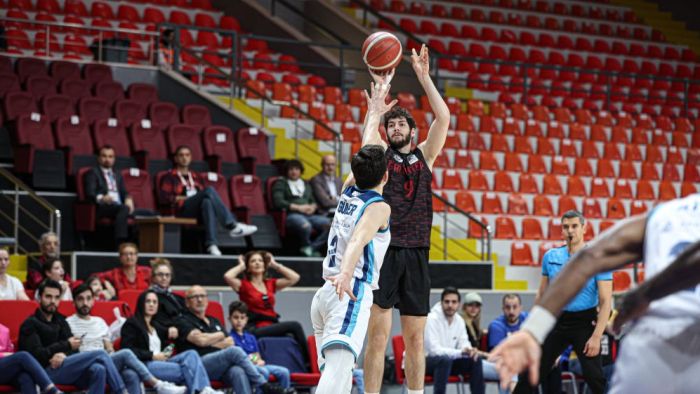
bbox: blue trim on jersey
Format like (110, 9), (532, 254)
(340, 279), (363, 336)
(320, 340), (358, 362)
(343, 186), (355, 197)
(361, 240), (375, 283)
(355, 196), (385, 224)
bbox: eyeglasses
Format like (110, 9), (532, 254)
(187, 294), (207, 300)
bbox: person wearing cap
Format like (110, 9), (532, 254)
(460, 292), (484, 349)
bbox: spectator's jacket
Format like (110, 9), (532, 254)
(120, 317), (168, 362)
(309, 173), (342, 212)
(18, 309), (74, 367)
(84, 166), (129, 204)
(271, 177), (316, 211)
(424, 302), (471, 359)
(159, 169), (204, 210)
(487, 312), (528, 351)
(151, 285), (187, 332)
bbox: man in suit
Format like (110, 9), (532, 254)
(309, 154), (343, 215)
(84, 145), (134, 243)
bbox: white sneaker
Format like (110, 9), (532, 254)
(200, 388), (225, 394)
(155, 380), (187, 394)
(207, 245), (222, 256)
(229, 222), (258, 237)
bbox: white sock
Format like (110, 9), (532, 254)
(407, 390), (424, 394)
(316, 347), (354, 394)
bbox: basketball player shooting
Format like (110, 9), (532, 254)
(355, 43), (451, 394)
(489, 195), (700, 393)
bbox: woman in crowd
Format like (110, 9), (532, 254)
(120, 290), (222, 394)
(223, 251), (309, 363)
(37, 259), (74, 301)
(85, 275), (115, 301)
(149, 258), (186, 339)
(0, 248), (29, 300)
(99, 243), (152, 298)
(461, 292), (485, 348)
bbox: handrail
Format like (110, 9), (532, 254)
(0, 168), (61, 253)
(1, 16), (160, 37)
(432, 191), (492, 261)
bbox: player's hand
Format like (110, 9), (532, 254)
(329, 272), (356, 301)
(411, 44), (430, 83)
(613, 289), (649, 334)
(364, 81), (398, 117)
(369, 68), (395, 86)
(489, 331), (541, 389)
(583, 334), (601, 357)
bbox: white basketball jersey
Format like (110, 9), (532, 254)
(322, 186), (390, 290)
(636, 193), (700, 337)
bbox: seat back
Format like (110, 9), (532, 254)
(17, 58), (48, 81)
(148, 101), (180, 128)
(41, 94), (75, 122)
(206, 300), (225, 325)
(93, 119), (131, 157)
(0, 300), (39, 346)
(121, 168), (155, 210)
(117, 289), (142, 312)
(129, 122), (168, 160)
(83, 63), (113, 86)
(93, 80), (125, 104)
(127, 82), (158, 105)
(181, 104), (211, 129)
(203, 126), (238, 163)
(0, 72), (20, 97)
(50, 60), (81, 81)
(230, 174), (266, 215)
(79, 97), (111, 124)
(15, 113), (54, 150)
(200, 172), (231, 208)
(55, 116), (93, 155)
(166, 124), (204, 160)
(391, 335), (406, 384)
(114, 99), (146, 127)
(59, 78), (91, 103)
(236, 128), (271, 165)
(4, 91), (36, 120)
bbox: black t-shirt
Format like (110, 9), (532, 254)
(176, 311), (226, 356)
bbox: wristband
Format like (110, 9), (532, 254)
(521, 306), (557, 345)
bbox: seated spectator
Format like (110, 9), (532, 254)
(309, 155), (342, 215)
(424, 287), (485, 394)
(85, 275), (114, 301)
(149, 258), (186, 339)
(0, 248), (30, 300)
(271, 159), (330, 256)
(119, 290), (223, 394)
(26, 232), (67, 290)
(67, 284), (186, 394)
(0, 350), (63, 394)
(98, 242), (151, 297)
(228, 300), (294, 392)
(158, 28), (175, 67)
(177, 286), (290, 394)
(84, 145), (134, 244)
(19, 279), (128, 394)
(37, 260), (74, 301)
(158, 145), (257, 256)
(223, 251), (309, 365)
(460, 292), (484, 348)
(487, 294), (528, 351)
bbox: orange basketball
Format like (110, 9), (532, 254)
(362, 31), (403, 73)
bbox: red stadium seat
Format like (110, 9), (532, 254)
(236, 127), (271, 165)
(583, 198), (602, 219)
(166, 124), (204, 160)
(4, 91), (37, 121)
(94, 81), (125, 105)
(202, 126), (241, 176)
(40, 94), (75, 122)
(92, 118), (131, 158)
(231, 174), (266, 216)
(181, 104), (212, 130)
(114, 100), (147, 128)
(149, 102), (180, 128)
(533, 195), (553, 216)
(558, 195), (578, 215)
(507, 193), (528, 215)
(468, 170), (489, 191)
(511, 242), (535, 265)
(481, 192), (503, 214)
(495, 216), (517, 239)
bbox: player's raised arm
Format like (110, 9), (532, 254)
(361, 77), (396, 149)
(490, 215), (647, 387)
(329, 202), (391, 301)
(413, 44), (450, 168)
(614, 239), (700, 332)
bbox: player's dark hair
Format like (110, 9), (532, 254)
(37, 278), (62, 297)
(284, 159), (304, 175)
(72, 282), (93, 301)
(351, 145), (387, 189)
(228, 300), (249, 316)
(383, 106), (416, 131)
(502, 293), (521, 305)
(561, 210), (585, 225)
(441, 286), (461, 301)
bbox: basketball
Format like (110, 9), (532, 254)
(362, 31), (403, 73)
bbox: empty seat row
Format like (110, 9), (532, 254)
(7, 0), (218, 18)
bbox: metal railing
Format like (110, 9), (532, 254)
(0, 168), (61, 254)
(433, 192), (492, 261)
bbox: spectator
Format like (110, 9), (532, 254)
(487, 294), (528, 351)
(98, 242), (151, 298)
(120, 290), (223, 394)
(67, 284), (187, 394)
(84, 145), (134, 244)
(0, 350), (63, 394)
(223, 251), (309, 364)
(178, 286), (289, 394)
(158, 29), (175, 67)
(228, 301), (294, 392)
(85, 275), (114, 301)
(271, 159), (330, 256)
(26, 232), (66, 290)
(424, 287), (485, 394)
(460, 292), (484, 349)
(19, 279), (128, 394)
(159, 145), (257, 256)
(149, 258), (186, 340)
(309, 155), (342, 215)
(0, 248), (29, 300)
(37, 260), (74, 301)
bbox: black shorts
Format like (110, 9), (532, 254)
(373, 247), (431, 316)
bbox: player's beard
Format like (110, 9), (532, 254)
(388, 132), (412, 150)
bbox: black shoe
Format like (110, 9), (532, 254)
(260, 383), (290, 394)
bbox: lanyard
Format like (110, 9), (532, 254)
(177, 171), (196, 191)
(103, 170), (116, 192)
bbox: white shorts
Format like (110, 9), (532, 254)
(609, 323), (700, 394)
(310, 279), (373, 365)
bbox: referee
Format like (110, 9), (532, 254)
(514, 210), (612, 394)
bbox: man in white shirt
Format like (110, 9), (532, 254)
(0, 248), (29, 300)
(66, 283), (186, 394)
(424, 287), (485, 394)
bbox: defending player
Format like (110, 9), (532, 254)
(489, 194), (700, 393)
(310, 144), (391, 394)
